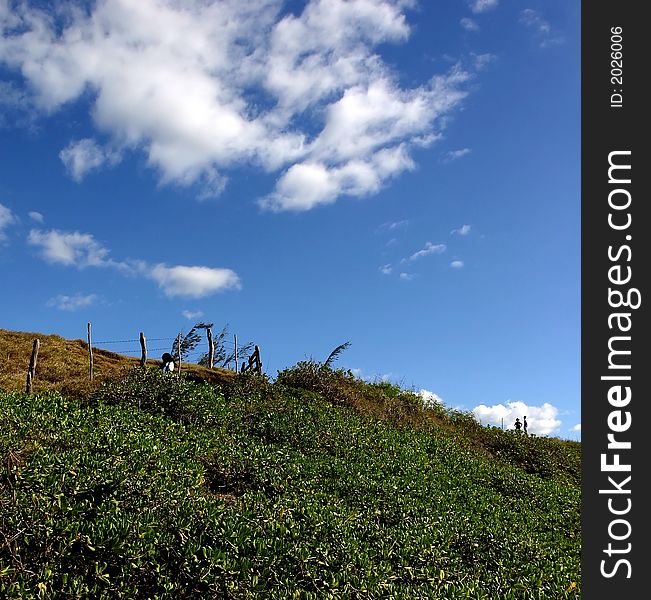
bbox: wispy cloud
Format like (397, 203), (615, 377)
(28, 211), (44, 223)
(472, 53), (496, 71)
(403, 241), (446, 262)
(469, 0), (498, 14)
(28, 228), (241, 299)
(0, 80), (34, 128)
(472, 400), (562, 436)
(519, 9), (564, 47)
(379, 263), (393, 275)
(59, 139), (121, 182)
(376, 219), (410, 233)
(182, 309), (204, 320)
(460, 18), (479, 32)
(0, 203), (17, 242)
(399, 272), (416, 281)
(1, 1), (480, 210)
(46, 293), (98, 311)
(451, 224), (471, 236)
(450, 260), (464, 269)
(441, 148), (471, 163)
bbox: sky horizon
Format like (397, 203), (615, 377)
(0, 0), (580, 439)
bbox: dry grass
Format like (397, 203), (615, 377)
(0, 328), (235, 398)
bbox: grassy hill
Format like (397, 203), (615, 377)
(0, 329), (580, 599)
(0, 328), (235, 397)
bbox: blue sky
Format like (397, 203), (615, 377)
(0, 0), (580, 439)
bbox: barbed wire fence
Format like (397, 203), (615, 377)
(22, 322), (264, 393)
(79, 322), (261, 384)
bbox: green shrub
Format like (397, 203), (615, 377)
(1, 369), (581, 599)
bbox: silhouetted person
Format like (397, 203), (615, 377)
(523, 416), (528, 436)
(514, 417), (522, 432)
(161, 352), (175, 373)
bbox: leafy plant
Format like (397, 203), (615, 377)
(1, 364), (581, 599)
(322, 341), (351, 370)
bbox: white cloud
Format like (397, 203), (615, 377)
(442, 148), (471, 163)
(261, 144), (416, 211)
(404, 241), (446, 262)
(1, 1), (477, 209)
(450, 260), (464, 268)
(28, 227), (241, 299)
(28, 211), (44, 223)
(0, 80), (33, 127)
(149, 264), (241, 298)
(460, 18), (479, 32)
(379, 263), (393, 275)
(27, 229), (115, 268)
(46, 293), (97, 311)
(472, 400), (562, 436)
(451, 224), (471, 236)
(377, 219), (409, 232)
(399, 272), (415, 281)
(472, 53), (496, 71)
(0, 202), (17, 241)
(519, 9), (550, 34)
(419, 388), (443, 408)
(469, 0), (498, 14)
(182, 309), (204, 320)
(59, 139), (121, 182)
(519, 9), (564, 47)
(571, 423), (581, 432)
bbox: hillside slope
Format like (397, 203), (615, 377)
(0, 331), (581, 599)
(0, 328), (234, 397)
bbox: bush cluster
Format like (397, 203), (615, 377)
(1, 367), (581, 599)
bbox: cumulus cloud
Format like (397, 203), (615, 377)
(450, 260), (464, 268)
(404, 241), (446, 262)
(379, 264), (393, 275)
(261, 144), (416, 211)
(399, 272), (415, 281)
(149, 264), (241, 298)
(451, 224), (471, 236)
(1, 0), (478, 209)
(0, 202), (17, 241)
(28, 211), (44, 223)
(28, 227), (241, 299)
(472, 400), (562, 436)
(469, 0), (498, 14)
(419, 388), (443, 408)
(59, 139), (121, 182)
(46, 293), (98, 311)
(571, 423), (581, 432)
(27, 229), (115, 268)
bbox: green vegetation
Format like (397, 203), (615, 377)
(1, 357), (580, 598)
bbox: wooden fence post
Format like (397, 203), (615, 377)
(87, 322), (93, 381)
(177, 333), (182, 378)
(140, 332), (147, 367)
(253, 345), (262, 375)
(207, 326), (214, 369)
(234, 334), (238, 373)
(25, 338), (40, 394)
